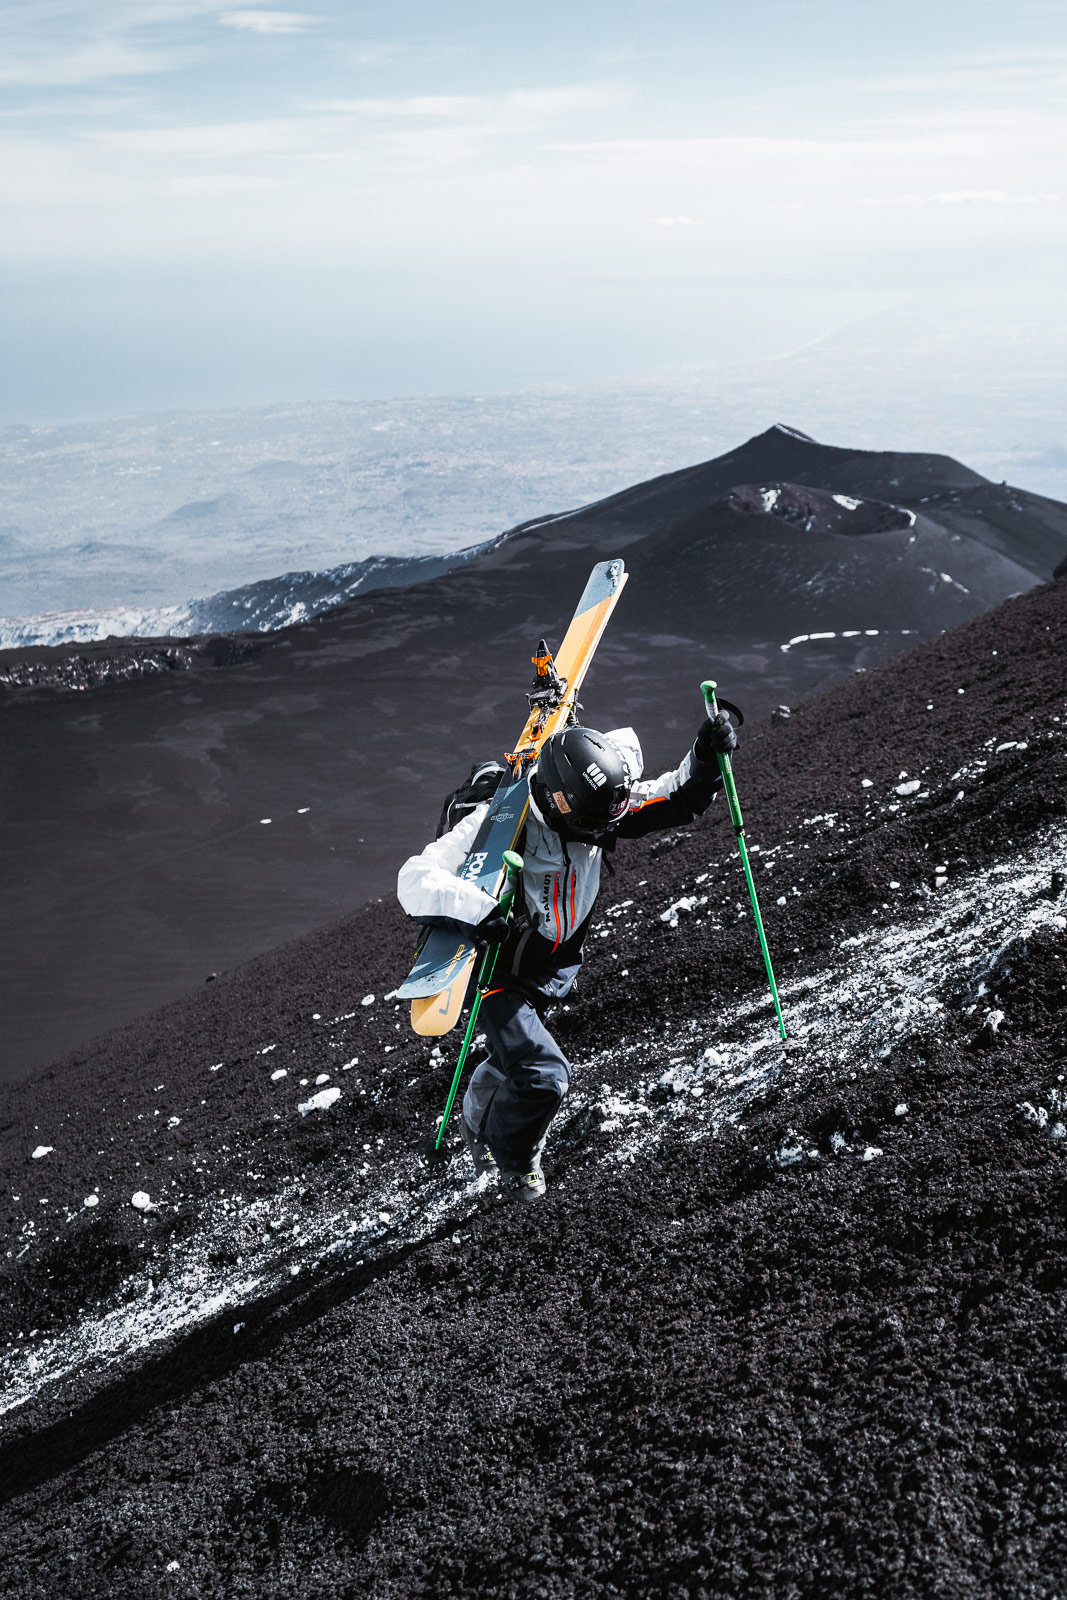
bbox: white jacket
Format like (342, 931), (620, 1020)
(398, 726), (713, 952)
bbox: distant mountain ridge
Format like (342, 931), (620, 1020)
(5, 423), (1065, 655)
(531, 424), (1067, 578)
(0, 539), (500, 651)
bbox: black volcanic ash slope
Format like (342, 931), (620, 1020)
(2, 426), (1066, 1081)
(0, 576), (1065, 1598)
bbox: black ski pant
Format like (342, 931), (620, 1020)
(461, 987), (571, 1173)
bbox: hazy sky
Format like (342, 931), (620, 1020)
(1, 1), (1064, 421)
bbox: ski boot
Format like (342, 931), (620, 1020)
(458, 1109), (497, 1179)
(499, 1165), (547, 1205)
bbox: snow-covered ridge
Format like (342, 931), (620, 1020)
(0, 540), (499, 650)
(2, 807), (1065, 1421)
(0, 604), (193, 651)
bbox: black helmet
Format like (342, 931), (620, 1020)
(532, 727), (632, 842)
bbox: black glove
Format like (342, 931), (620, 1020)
(695, 709), (738, 762)
(473, 907), (510, 948)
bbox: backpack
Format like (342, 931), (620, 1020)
(436, 759), (507, 839)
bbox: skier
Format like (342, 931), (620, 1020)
(397, 711), (738, 1203)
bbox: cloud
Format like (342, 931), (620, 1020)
(850, 190), (1061, 208)
(868, 49), (1067, 98)
(72, 82), (625, 178)
(166, 173), (278, 194)
(347, 42), (399, 68)
(654, 215), (702, 227)
(0, 0), (223, 85)
(0, 91), (148, 119)
(0, 134), (141, 205)
(88, 119), (307, 155)
(548, 136), (827, 162)
(0, 40), (181, 86)
(218, 9), (318, 33)
(316, 84), (626, 120)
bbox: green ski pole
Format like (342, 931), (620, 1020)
(433, 849), (525, 1152)
(701, 681), (787, 1040)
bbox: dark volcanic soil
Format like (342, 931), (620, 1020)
(3, 424), (1066, 1080)
(0, 576), (1064, 1597)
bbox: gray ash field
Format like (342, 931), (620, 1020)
(0, 572), (1064, 1598)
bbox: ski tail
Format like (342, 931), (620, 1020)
(411, 966), (473, 1036)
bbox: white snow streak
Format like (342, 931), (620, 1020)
(780, 628), (917, 654)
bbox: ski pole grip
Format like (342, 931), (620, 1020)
(497, 850), (525, 921)
(701, 677), (743, 829)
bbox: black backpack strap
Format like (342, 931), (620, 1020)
(436, 759), (506, 838)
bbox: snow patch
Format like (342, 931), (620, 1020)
(298, 1087), (342, 1116)
(770, 424), (815, 442)
(660, 894), (707, 927)
(1020, 1088), (1066, 1139)
(780, 627), (917, 654)
(773, 1131), (817, 1168)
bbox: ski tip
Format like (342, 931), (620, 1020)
(577, 559), (628, 613)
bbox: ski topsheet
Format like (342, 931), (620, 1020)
(399, 558), (628, 1035)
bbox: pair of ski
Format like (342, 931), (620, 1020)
(397, 558), (629, 1034)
